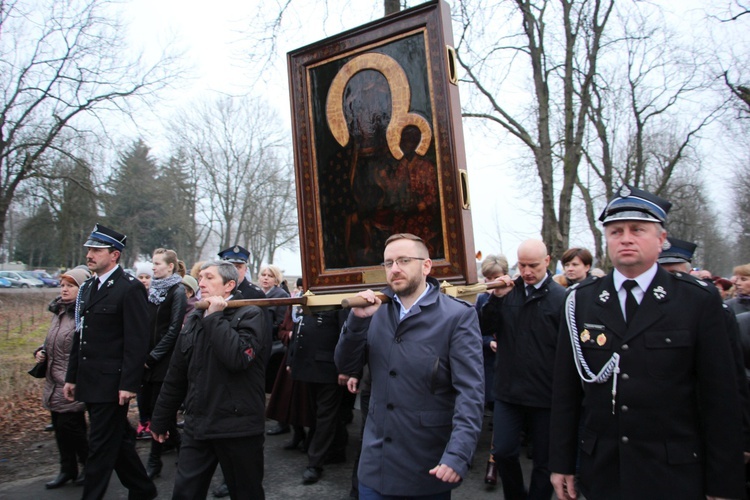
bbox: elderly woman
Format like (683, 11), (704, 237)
(35, 268), (91, 489)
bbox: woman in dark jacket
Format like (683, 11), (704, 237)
(35, 268), (91, 489)
(143, 248), (187, 479)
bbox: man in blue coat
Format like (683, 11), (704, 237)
(335, 233), (484, 499)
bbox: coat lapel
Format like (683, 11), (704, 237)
(86, 267), (122, 308)
(592, 274), (626, 338)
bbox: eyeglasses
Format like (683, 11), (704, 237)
(381, 257), (426, 269)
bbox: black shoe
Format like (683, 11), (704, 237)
(302, 466), (322, 484)
(45, 472), (74, 489)
(283, 429), (307, 450)
(267, 423), (290, 435)
(484, 460), (497, 485)
(146, 456), (163, 480)
(213, 483), (230, 498)
(75, 472), (85, 486)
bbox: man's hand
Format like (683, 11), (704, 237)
(204, 295), (228, 315)
(119, 390), (136, 406)
(491, 275), (515, 297)
(151, 431), (169, 443)
(551, 473), (577, 499)
(428, 464), (461, 483)
(63, 383), (76, 401)
(350, 290), (381, 318)
(345, 376), (360, 394)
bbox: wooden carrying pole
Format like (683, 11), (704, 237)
(195, 280), (508, 312)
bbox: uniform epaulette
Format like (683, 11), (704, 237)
(671, 272), (713, 292)
(569, 275), (599, 291)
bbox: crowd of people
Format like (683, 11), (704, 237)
(30, 182), (750, 500)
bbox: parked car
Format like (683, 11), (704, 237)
(0, 271), (44, 288)
(0, 277), (12, 288)
(26, 271), (60, 287)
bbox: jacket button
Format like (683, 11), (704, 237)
(665, 338), (671, 343)
(621, 344), (629, 350)
(387, 404), (394, 410)
(395, 337), (402, 344)
(82, 357), (87, 360)
(621, 436), (629, 444)
(389, 370), (397, 377)
(621, 373), (629, 380)
(621, 405), (629, 412)
(384, 437), (392, 443)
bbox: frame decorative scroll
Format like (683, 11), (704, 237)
(288, 0), (476, 293)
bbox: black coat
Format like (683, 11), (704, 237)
(145, 283), (187, 382)
(549, 268), (745, 499)
(150, 291), (270, 440)
(482, 273), (565, 408)
(289, 309), (347, 384)
(65, 266), (150, 403)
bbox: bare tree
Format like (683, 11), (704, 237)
(455, 0), (614, 263)
(168, 95), (287, 257)
(0, 0), (179, 250)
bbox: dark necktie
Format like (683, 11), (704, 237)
(526, 285), (534, 297)
(89, 278), (101, 301)
(622, 280), (639, 324)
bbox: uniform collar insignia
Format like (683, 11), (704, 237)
(107, 279), (114, 287)
(653, 285), (666, 300)
(697, 280), (708, 287)
(599, 290), (610, 303)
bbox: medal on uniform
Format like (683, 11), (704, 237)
(580, 329), (591, 343)
(597, 333), (607, 346)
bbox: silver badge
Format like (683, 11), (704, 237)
(107, 279), (114, 287)
(653, 286), (666, 299)
(233, 245), (240, 253)
(697, 280), (707, 287)
(619, 185), (631, 198)
(599, 290), (610, 303)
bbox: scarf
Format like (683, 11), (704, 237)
(148, 274), (183, 305)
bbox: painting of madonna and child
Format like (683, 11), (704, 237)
(288, 0), (476, 291)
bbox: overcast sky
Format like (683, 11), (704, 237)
(119, 0), (747, 276)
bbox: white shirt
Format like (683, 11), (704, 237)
(613, 263), (658, 318)
(393, 283), (432, 321)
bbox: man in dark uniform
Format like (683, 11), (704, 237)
(218, 245), (265, 299)
(150, 260), (269, 499)
(288, 309), (349, 484)
(549, 186), (745, 499)
(63, 224), (156, 500)
(656, 236), (697, 274)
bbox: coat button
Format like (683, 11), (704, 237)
(622, 373), (629, 380)
(395, 337), (402, 344)
(621, 405), (629, 412)
(387, 404), (394, 410)
(621, 344), (629, 350)
(384, 437), (392, 443)
(665, 338), (671, 343)
(621, 436), (629, 444)
(389, 370), (397, 377)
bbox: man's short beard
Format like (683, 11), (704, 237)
(391, 274), (421, 298)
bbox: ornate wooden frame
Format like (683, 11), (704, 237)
(288, 0), (476, 292)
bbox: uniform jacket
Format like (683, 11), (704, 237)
(289, 309), (347, 384)
(482, 273), (565, 408)
(549, 268), (744, 499)
(334, 277), (484, 496)
(65, 266), (150, 403)
(150, 291), (269, 440)
(145, 283), (187, 382)
(42, 298), (85, 413)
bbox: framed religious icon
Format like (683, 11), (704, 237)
(288, 0), (476, 293)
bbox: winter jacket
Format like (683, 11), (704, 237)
(42, 298), (85, 413)
(145, 283), (187, 382)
